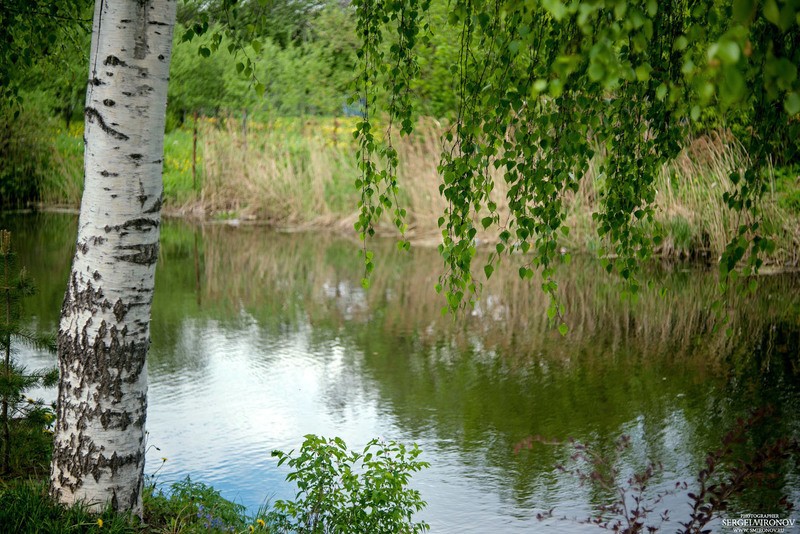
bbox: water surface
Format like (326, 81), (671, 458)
(3, 212), (799, 532)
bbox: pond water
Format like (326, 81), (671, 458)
(2, 212), (799, 532)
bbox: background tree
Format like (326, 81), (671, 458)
(0, 0), (91, 111)
(49, 0), (177, 515)
(0, 0), (91, 208)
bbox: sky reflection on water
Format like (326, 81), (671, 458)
(4, 212), (799, 533)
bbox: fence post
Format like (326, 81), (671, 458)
(192, 111), (198, 191)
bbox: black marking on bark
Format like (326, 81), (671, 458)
(149, 20), (170, 26)
(88, 236), (107, 246)
(103, 99), (115, 107)
(115, 243), (159, 265)
(104, 218), (158, 234)
(129, 154), (143, 160)
(120, 19), (132, 23)
(138, 179), (147, 207)
(151, 159), (163, 165)
(136, 84), (153, 95)
(85, 107), (129, 141)
(158, 54), (165, 61)
(91, 77), (103, 86)
(134, 0), (148, 60)
(77, 241), (89, 254)
(111, 194), (118, 199)
(69, 280), (106, 312)
(124, 218), (159, 231)
(143, 195), (162, 214)
(103, 55), (126, 67)
(105, 71), (114, 77)
(113, 299), (127, 322)
(93, 271), (102, 281)
(121, 91), (133, 97)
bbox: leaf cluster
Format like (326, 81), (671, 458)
(353, 0), (800, 318)
(268, 434), (430, 533)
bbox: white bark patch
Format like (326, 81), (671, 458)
(50, 0), (177, 515)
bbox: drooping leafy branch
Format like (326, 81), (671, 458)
(352, 0), (430, 287)
(353, 0), (800, 324)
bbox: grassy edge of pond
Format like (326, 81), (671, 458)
(22, 114), (800, 267)
(0, 476), (275, 534)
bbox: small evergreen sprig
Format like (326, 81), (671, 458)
(0, 229), (57, 476)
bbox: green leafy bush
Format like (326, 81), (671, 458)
(268, 435), (430, 533)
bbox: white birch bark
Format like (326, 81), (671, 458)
(50, 0), (177, 514)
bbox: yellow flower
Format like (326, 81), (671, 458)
(249, 526), (254, 533)
(97, 518), (103, 528)
(161, 457), (168, 462)
(257, 519), (266, 527)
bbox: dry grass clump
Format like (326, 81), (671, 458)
(47, 115), (799, 264)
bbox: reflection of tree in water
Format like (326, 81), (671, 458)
(191, 222), (799, 362)
(4, 213), (798, 525)
(188, 222), (799, 515)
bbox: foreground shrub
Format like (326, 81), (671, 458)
(268, 435), (430, 533)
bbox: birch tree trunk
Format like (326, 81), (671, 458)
(50, 0), (176, 514)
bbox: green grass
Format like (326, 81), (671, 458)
(0, 480), (137, 534)
(0, 477), (273, 534)
(162, 127), (202, 207)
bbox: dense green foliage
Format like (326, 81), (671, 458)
(268, 435), (430, 533)
(0, 230), (57, 477)
(0, 0), (91, 111)
(351, 0), (800, 322)
(172, 0), (361, 122)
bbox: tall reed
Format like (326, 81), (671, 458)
(45, 116), (799, 263)
(197, 118), (799, 263)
